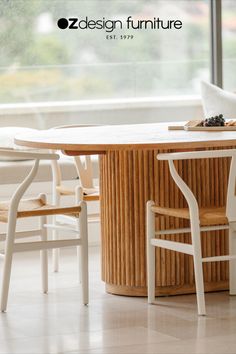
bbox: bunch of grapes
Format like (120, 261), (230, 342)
(200, 114), (225, 127)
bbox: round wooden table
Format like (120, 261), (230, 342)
(15, 122), (236, 296)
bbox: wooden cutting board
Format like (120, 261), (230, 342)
(168, 120), (236, 131)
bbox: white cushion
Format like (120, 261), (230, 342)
(0, 127), (40, 161)
(201, 81), (236, 119)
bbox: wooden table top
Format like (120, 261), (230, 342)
(15, 122), (236, 153)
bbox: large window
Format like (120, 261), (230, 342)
(0, 0), (210, 103)
(222, 0), (236, 90)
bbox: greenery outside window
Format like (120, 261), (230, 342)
(0, 0), (211, 104)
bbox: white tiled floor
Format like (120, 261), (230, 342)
(0, 247), (236, 354)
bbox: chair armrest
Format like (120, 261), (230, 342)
(0, 149), (59, 161)
(157, 149), (236, 161)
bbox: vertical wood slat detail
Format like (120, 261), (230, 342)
(100, 148), (231, 296)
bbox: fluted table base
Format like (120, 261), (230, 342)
(100, 148), (230, 296)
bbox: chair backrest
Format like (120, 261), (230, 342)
(73, 155), (94, 189)
(52, 124), (99, 190)
(157, 149), (236, 222)
(0, 149), (59, 211)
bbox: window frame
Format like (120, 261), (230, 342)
(210, 0), (223, 87)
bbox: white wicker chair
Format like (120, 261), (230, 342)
(50, 124), (99, 272)
(147, 149), (236, 315)
(0, 149), (88, 312)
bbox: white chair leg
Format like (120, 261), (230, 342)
(78, 201), (89, 305)
(52, 189), (61, 272)
(229, 225), (236, 295)
(77, 245), (82, 284)
(40, 215), (48, 294)
(147, 201), (156, 304)
(1, 249), (14, 312)
(0, 216), (17, 312)
(76, 186), (84, 284)
(52, 217), (60, 272)
(191, 220), (206, 316)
